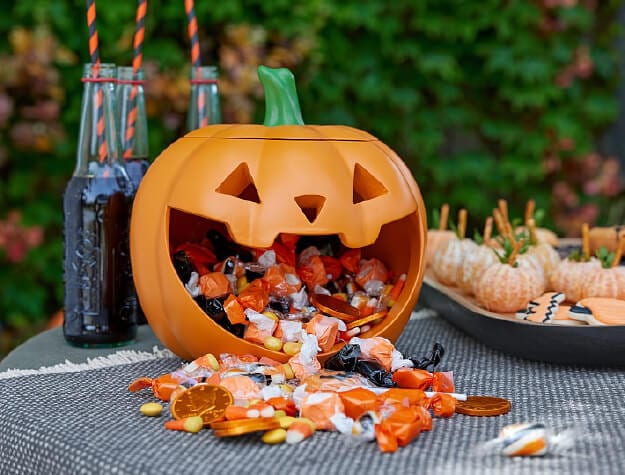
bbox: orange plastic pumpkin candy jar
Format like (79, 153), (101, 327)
(130, 66), (427, 362)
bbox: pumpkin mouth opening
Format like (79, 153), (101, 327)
(167, 207), (412, 355)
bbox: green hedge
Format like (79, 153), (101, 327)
(0, 0), (621, 353)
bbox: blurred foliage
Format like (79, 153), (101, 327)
(0, 0), (622, 356)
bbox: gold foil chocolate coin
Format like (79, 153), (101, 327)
(210, 418), (281, 437)
(455, 396), (511, 416)
(170, 384), (233, 424)
(311, 293), (361, 322)
(346, 311), (388, 330)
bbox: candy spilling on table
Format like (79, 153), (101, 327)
(129, 339), (471, 452)
(480, 423), (576, 457)
(172, 232), (406, 350)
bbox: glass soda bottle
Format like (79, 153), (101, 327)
(63, 63), (138, 347)
(116, 66), (149, 190)
(187, 65), (221, 131)
(117, 66), (149, 325)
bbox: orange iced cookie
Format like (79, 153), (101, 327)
(569, 298), (625, 325)
(515, 292), (565, 323)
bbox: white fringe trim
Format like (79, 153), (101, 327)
(0, 346), (177, 381)
(410, 308), (437, 320)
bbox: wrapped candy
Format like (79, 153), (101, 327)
(274, 320), (303, 343)
(305, 314), (340, 352)
(243, 309), (277, 344)
(302, 371), (373, 393)
(355, 360), (395, 387)
(338, 387), (380, 420)
(355, 258), (389, 288)
(426, 393), (456, 417)
(350, 336), (395, 371)
(219, 375), (264, 402)
(223, 294), (246, 325)
(174, 242), (217, 275)
(297, 254), (329, 290)
(288, 332), (321, 380)
(480, 423), (576, 457)
(300, 392), (345, 431)
(392, 368), (455, 393)
(238, 279), (270, 312)
(325, 343), (361, 371)
(264, 264), (302, 297)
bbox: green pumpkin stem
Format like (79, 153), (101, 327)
(258, 66), (304, 126)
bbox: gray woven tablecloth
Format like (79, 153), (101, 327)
(1, 312), (624, 475)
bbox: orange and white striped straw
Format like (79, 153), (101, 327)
(185, 0), (208, 127)
(123, 0), (147, 159)
(86, 0), (107, 162)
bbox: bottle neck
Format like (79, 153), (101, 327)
(75, 63), (127, 179)
(117, 66), (149, 161)
(187, 66), (222, 132)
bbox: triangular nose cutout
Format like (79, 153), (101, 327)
(294, 195), (325, 224)
(215, 163), (261, 204)
(353, 163), (388, 204)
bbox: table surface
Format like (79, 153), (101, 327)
(1, 311), (624, 475)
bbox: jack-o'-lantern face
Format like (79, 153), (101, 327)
(130, 66), (427, 361)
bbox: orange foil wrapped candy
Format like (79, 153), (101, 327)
(340, 249), (361, 274)
(128, 373), (184, 401)
(243, 309), (277, 345)
(300, 392), (345, 431)
(355, 258), (389, 288)
(223, 294), (246, 325)
(264, 264), (302, 297)
(198, 272), (231, 298)
(338, 387), (380, 420)
(302, 371), (371, 393)
(432, 371), (455, 393)
(305, 314), (340, 352)
(427, 393), (456, 418)
(320, 256), (343, 280)
(379, 388), (427, 407)
(297, 254), (329, 290)
(392, 368), (433, 390)
(350, 336), (395, 371)
(238, 279), (270, 312)
(219, 375), (262, 401)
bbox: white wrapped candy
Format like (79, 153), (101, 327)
(481, 423), (576, 457)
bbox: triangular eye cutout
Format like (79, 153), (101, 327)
(294, 195), (325, 224)
(215, 163), (261, 204)
(353, 163), (388, 204)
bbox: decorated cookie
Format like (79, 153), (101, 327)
(569, 298), (625, 326)
(516, 292), (565, 323)
(515, 292), (580, 326)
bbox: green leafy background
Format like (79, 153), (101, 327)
(0, 0), (622, 355)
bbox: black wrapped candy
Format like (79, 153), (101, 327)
(194, 295), (245, 338)
(408, 342), (445, 371)
(355, 360), (395, 387)
(172, 250), (194, 283)
(324, 344), (361, 372)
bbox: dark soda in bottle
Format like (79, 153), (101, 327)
(63, 63), (137, 346)
(117, 65), (149, 324)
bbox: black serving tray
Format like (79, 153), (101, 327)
(420, 265), (625, 367)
